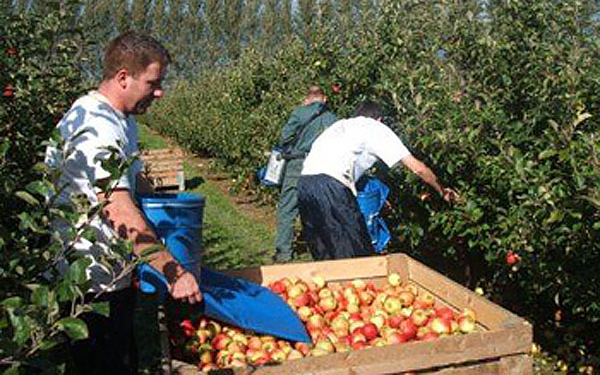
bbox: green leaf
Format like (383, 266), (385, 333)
(90, 302), (110, 317)
(545, 210), (564, 225)
(31, 285), (49, 307)
(15, 191), (40, 206)
(56, 317), (88, 341)
(67, 258), (92, 285)
(538, 150), (557, 160)
(25, 180), (49, 197)
(1, 297), (23, 309)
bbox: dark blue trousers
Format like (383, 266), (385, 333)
(297, 174), (373, 260)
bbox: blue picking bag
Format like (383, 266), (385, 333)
(356, 177), (391, 253)
(135, 193), (310, 343)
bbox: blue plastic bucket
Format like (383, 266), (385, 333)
(137, 193), (205, 278)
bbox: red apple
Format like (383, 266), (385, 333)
(361, 323), (379, 341)
(199, 350), (213, 365)
(211, 333), (232, 351)
(351, 279), (367, 291)
(261, 340), (277, 353)
(331, 316), (350, 335)
(294, 292), (311, 307)
(270, 280), (286, 294)
(397, 290), (416, 307)
(314, 339), (335, 353)
(319, 296), (338, 312)
(195, 328), (211, 344)
(294, 342), (311, 356)
(247, 336), (263, 350)
(386, 330), (409, 345)
(306, 314), (326, 330)
(288, 284), (304, 299)
(2, 85), (14, 98)
(311, 275), (326, 289)
(415, 292), (435, 308)
(410, 308), (430, 327)
(429, 317), (452, 335)
(349, 320), (366, 335)
(346, 302), (360, 314)
(435, 307), (455, 321)
(388, 315), (404, 329)
(399, 318), (417, 340)
(458, 315), (476, 333)
(387, 272), (402, 286)
(297, 305), (313, 321)
(506, 251), (521, 265)
(359, 290), (375, 306)
(331, 82), (342, 95)
(369, 314), (386, 330)
(318, 287), (333, 299)
(351, 340), (367, 350)
(383, 297), (402, 315)
(270, 348), (287, 362)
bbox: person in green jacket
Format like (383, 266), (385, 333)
(273, 86), (338, 262)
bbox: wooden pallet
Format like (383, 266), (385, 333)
(167, 254), (533, 374)
(140, 148), (185, 191)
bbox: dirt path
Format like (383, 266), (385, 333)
(141, 123), (277, 231)
(185, 153), (278, 231)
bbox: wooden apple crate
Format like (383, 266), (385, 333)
(140, 147), (185, 191)
(167, 254), (533, 374)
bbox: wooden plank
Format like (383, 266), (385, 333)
(143, 164), (184, 173)
(174, 328), (531, 374)
(144, 171), (184, 179)
(406, 256), (527, 331)
(224, 256), (389, 285)
(386, 253), (410, 283)
(140, 147), (185, 191)
(141, 147), (184, 156)
(499, 354), (533, 375)
(344, 326), (531, 374)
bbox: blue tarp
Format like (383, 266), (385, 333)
(356, 177), (391, 253)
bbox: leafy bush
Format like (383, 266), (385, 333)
(145, 0), (600, 367)
(375, 0), (600, 367)
(0, 3), (136, 373)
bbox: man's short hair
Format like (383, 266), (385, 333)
(354, 100), (383, 119)
(102, 30), (171, 80)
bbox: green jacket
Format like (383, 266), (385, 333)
(278, 101), (338, 155)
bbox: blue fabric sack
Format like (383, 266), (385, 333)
(356, 177), (391, 253)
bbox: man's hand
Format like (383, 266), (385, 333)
(442, 187), (459, 203)
(169, 271), (202, 304)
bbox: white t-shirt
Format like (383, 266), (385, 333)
(45, 91), (142, 292)
(301, 116), (411, 194)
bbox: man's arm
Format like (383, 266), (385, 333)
(98, 189), (202, 304)
(279, 110), (303, 146)
(399, 155), (457, 202)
